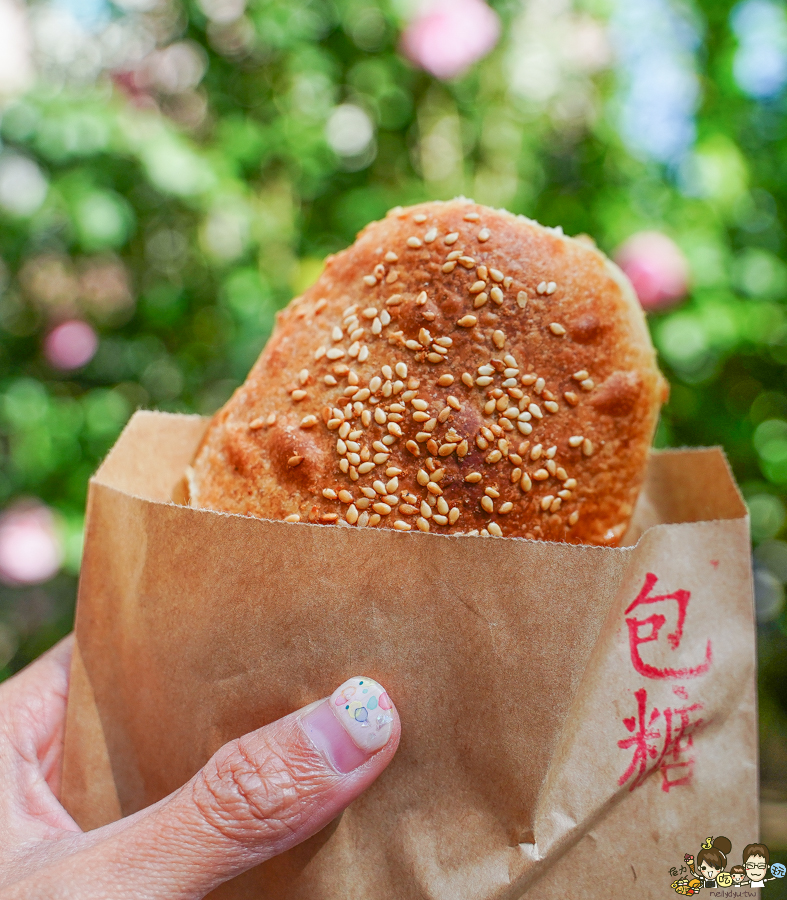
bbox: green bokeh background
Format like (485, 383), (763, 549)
(0, 0), (786, 834)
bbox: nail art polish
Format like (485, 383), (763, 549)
(329, 677), (394, 753)
(300, 676), (394, 774)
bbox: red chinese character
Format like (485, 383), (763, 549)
(625, 573), (712, 680)
(618, 687), (704, 792)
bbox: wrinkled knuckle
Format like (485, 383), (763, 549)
(191, 738), (310, 845)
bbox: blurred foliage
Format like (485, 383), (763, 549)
(0, 0), (786, 800)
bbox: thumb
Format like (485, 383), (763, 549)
(82, 677), (398, 899)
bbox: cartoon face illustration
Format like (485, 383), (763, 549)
(731, 870), (746, 884)
(699, 860), (722, 880)
(745, 855), (768, 885)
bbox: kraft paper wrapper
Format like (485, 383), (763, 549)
(61, 411), (759, 899)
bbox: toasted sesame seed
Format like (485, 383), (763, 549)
(469, 280), (486, 294)
(461, 372), (474, 388)
(478, 228), (490, 242)
(581, 378), (594, 391)
(485, 486), (500, 499)
(458, 256), (476, 268)
(544, 401), (559, 413)
(528, 403), (543, 419)
(569, 511), (580, 526)
(414, 291), (428, 307)
(437, 443), (456, 456)
(300, 415), (318, 428)
(532, 468), (548, 480)
(339, 459), (349, 473)
(490, 287), (504, 305)
(444, 232), (459, 245)
(484, 399), (497, 415)
(549, 323), (566, 336)
(541, 495), (554, 511)
(458, 315), (477, 327)
(435, 497), (448, 516)
(464, 211), (480, 221)
(582, 438), (594, 456)
(546, 281), (557, 294)
(363, 274), (378, 286)
(476, 265), (488, 281)
(326, 349), (345, 361)
(324, 375), (337, 387)
(486, 449), (503, 463)
(481, 496), (494, 513)
(285, 514), (301, 522)
(337, 489), (352, 504)
(386, 294), (403, 306)
(372, 501), (391, 516)
(565, 478), (577, 490)
(473, 292), (489, 309)
(446, 250), (463, 261)
(395, 362), (407, 378)
(520, 473), (532, 491)
(499, 502), (513, 514)
(407, 236), (422, 248)
(426, 481), (442, 496)
(530, 444), (542, 460)
(347, 452), (361, 466)
(476, 375), (494, 387)
(249, 416), (266, 431)
(385, 251), (399, 263)
(493, 330), (505, 349)
(564, 391), (579, 406)
(287, 456), (303, 467)
(572, 370), (589, 381)
(405, 340), (420, 351)
(537, 281), (547, 294)
(568, 436), (584, 448)
(392, 520), (410, 531)
(415, 517), (430, 532)
(546, 460), (557, 476)
(358, 461), (376, 473)
(431, 513), (447, 525)
(465, 472), (482, 484)
(488, 522), (502, 536)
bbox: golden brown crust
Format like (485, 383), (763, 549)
(188, 200), (667, 545)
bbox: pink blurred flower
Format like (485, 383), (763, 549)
(0, 502), (62, 586)
(614, 231), (690, 311)
(400, 0), (501, 81)
(44, 319), (98, 370)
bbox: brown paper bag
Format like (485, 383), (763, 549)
(61, 411), (759, 899)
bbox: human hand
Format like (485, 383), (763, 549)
(0, 636), (400, 899)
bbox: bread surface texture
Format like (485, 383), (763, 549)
(188, 200), (667, 545)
